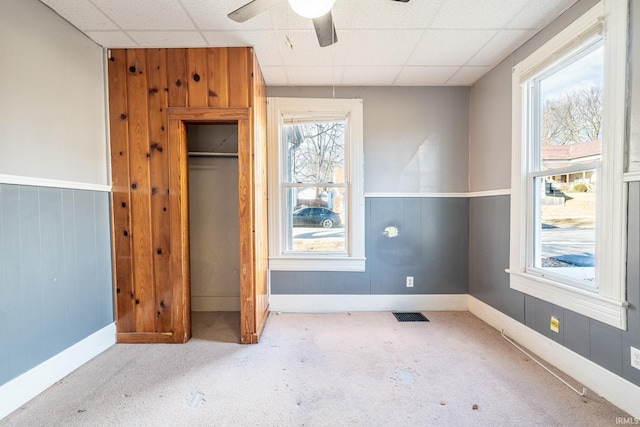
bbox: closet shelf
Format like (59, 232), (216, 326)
(188, 152), (238, 158)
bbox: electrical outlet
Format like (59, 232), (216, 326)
(406, 276), (414, 288)
(631, 346), (640, 371)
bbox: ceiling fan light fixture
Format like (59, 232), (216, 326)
(288, 0), (336, 19)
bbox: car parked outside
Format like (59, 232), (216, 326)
(292, 207), (341, 229)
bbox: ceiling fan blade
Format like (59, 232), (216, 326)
(228, 0), (283, 23)
(312, 11), (338, 47)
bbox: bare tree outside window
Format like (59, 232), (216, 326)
(542, 85), (602, 147)
(286, 121), (345, 185)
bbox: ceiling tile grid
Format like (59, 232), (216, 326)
(38, 0), (580, 87)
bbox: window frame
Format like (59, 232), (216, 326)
(509, 0), (628, 329)
(267, 97), (365, 271)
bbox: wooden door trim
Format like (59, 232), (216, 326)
(167, 108), (254, 344)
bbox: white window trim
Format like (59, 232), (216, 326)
(508, 0), (628, 329)
(267, 97), (365, 271)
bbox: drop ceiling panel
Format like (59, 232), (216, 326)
(395, 66), (460, 86)
(447, 66), (492, 85)
(467, 29), (537, 66)
(342, 66), (402, 86)
(127, 31), (207, 47)
(181, 0), (276, 30)
(332, 0), (445, 29)
(90, 0), (196, 30)
(85, 31), (138, 48)
(260, 66), (289, 85)
(430, 0), (531, 29)
(40, 0), (117, 30)
(276, 30), (346, 66)
(339, 30), (423, 66)
(286, 66), (344, 86)
(506, 0), (577, 29)
(408, 30), (496, 66)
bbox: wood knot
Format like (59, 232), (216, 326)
(175, 79), (182, 87)
(208, 90), (218, 97)
(123, 230), (128, 237)
(157, 248), (162, 255)
(121, 202), (126, 208)
(193, 73), (201, 82)
(116, 288), (120, 293)
(129, 66), (136, 73)
(146, 153), (151, 158)
(160, 300), (166, 308)
(120, 113), (127, 120)
(131, 183), (137, 189)
(135, 299), (140, 305)
(151, 187), (158, 195)
(151, 143), (164, 152)
(163, 207), (167, 212)
(109, 57), (115, 62)
(148, 88), (159, 95)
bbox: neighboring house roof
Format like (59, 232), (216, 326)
(542, 139), (602, 161)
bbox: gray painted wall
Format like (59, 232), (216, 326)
(271, 197), (468, 295)
(468, 0), (640, 388)
(469, 191), (640, 388)
(268, 86), (470, 295)
(0, 0), (113, 388)
(0, 184), (113, 385)
(0, 0), (108, 186)
(267, 87), (470, 194)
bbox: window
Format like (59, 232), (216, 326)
(268, 98), (364, 271)
(509, 1), (628, 329)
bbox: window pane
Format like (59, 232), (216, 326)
(285, 186), (346, 252)
(284, 120), (345, 184)
(533, 172), (596, 286)
(537, 42), (603, 171)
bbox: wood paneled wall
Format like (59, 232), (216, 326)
(250, 55), (269, 341)
(107, 47), (268, 343)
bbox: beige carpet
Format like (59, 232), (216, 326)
(1, 311), (630, 426)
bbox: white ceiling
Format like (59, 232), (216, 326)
(39, 0), (578, 86)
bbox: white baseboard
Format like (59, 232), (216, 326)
(468, 296), (640, 420)
(0, 322), (116, 420)
(191, 296), (240, 312)
(269, 294), (469, 313)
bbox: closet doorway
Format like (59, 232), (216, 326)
(188, 123), (240, 339)
(167, 108), (269, 344)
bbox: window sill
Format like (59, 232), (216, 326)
(507, 269), (627, 329)
(269, 257), (366, 272)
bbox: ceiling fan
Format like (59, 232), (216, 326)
(228, 0), (410, 48)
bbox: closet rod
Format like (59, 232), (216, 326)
(188, 152), (238, 158)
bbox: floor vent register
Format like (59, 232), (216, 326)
(392, 312), (429, 322)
